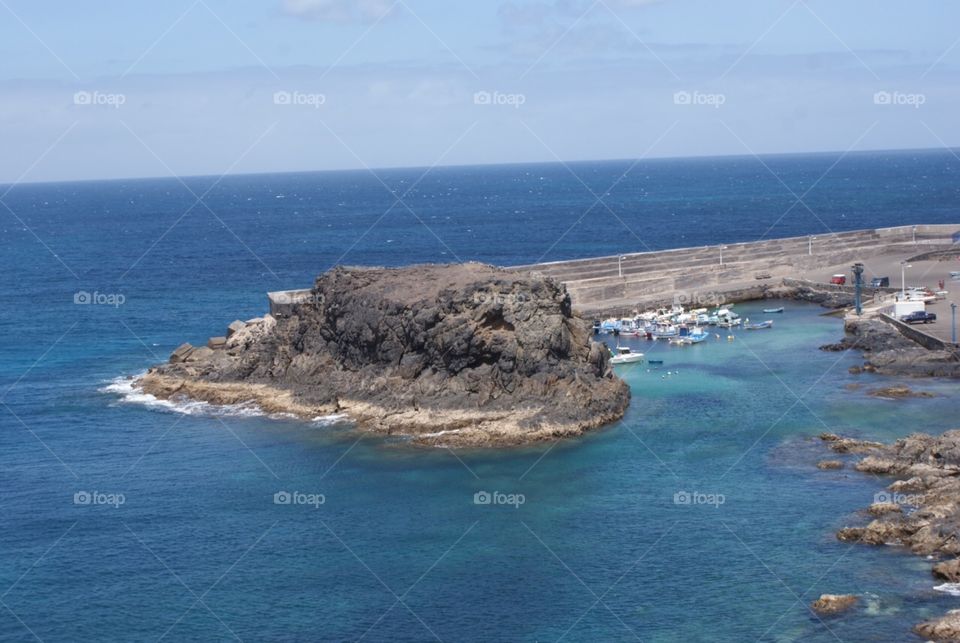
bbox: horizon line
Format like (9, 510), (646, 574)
(2, 143), (956, 190)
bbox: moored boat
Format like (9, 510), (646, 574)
(609, 346), (645, 364)
(762, 307), (784, 314)
(744, 320), (773, 330)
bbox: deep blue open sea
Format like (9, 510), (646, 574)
(2, 149), (960, 642)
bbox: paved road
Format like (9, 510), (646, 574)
(809, 249), (960, 344)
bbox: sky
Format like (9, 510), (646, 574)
(0, 0), (957, 183)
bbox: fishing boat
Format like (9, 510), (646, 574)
(762, 307), (784, 314)
(715, 308), (741, 328)
(744, 320), (773, 330)
(652, 325), (679, 339)
(717, 317), (741, 328)
(647, 359), (664, 366)
(670, 326), (709, 345)
(609, 346), (644, 364)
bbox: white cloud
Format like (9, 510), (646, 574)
(281, 0), (396, 23)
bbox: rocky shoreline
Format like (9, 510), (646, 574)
(136, 263), (630, 447)
(820, 317), (960, 378)
(819, 430), (960, 639)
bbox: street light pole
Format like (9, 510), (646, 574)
(618, 255), (626, 279)
(808, 235), (814, 256)
(912, 225), (917, 244)
(720, 245), (727, 266)
(900, 261), (910, 296)
(952, 303), (957, 344)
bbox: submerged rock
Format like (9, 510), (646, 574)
(137, 263), (630, 447)
(816, 459), (844, 470)
(868, 385), (935, 399)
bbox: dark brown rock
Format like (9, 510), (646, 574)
(138, 263), (631, 447)
(933, 559), (960, 582)
(817, 460), (843, 470)
(811, 594), (857, 615)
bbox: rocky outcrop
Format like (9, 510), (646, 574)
(868, 385), (935, 398)
(810, 594), (857, 615)
(818, 432), (885, 455)
(933, 558), (960, 582)
(823, 430), (960, 636)
(822, 317), (960, 378)
(137, 263), (630, 447)
(816, 459), (843, 470)
(766, 282), (854, 309)
(914, 611), (960, 641)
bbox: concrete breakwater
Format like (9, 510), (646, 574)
(510, 224), (959, 315)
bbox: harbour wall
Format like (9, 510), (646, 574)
(878, 313), (958, 352)
(511, 224), (959, 315)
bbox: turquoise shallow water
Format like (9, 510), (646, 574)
(2, 154), (960, 641)
(4, 300), (959, 641)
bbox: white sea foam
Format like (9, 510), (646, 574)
(418, 429), (464, 438)
(101, 375), (347, 425)
(312, 414), (348, 426)
(934, 583), (960, 596)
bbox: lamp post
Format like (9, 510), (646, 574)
(952, 303), (957, 344)
(618, 255), (626, 279)
(719, 245), (728, 266)
(900, 261), (911, 296)
(808, 235), (816, 256)
(912, 225), (917, 244)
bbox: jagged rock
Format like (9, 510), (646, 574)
(207, 336), (227, 350)
(137, 263), (630, 447)
(890, 477), (926, 493)
(823, 430), (960, 637)
(170, 343), (194, 363)
(184, 347), (214, 363)
(824, 317), (960, 378)
(867, 502), (902, 516)
(811, 594), (857, 615)
(817, 460), (843, 470)
(226, 320), (247, 338)
(914, 610), (960, 641)
(855, 456), (902, 475)
(869, 386), (935, 399)
(933, 559), (960, 582)
(819, 432), (884, 454)
(837, 519), (909, 546)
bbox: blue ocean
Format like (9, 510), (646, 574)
(2, 149), (959, 642)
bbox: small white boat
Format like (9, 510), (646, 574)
(744, 320), (773, 330)
(610, 346), (644, 364)
(762, 307), (784, 314)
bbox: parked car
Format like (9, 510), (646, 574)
(871, 276), (890, 288)
(830, 274), (846, 285)
(901, 311), (937, 324)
